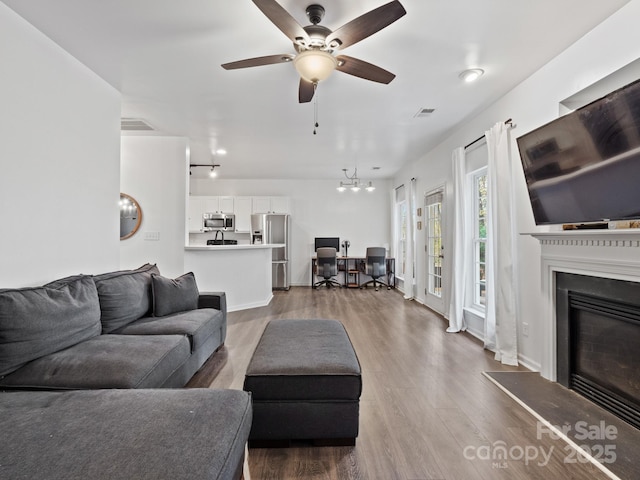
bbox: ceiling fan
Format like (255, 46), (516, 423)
(221, 0), (406, 103)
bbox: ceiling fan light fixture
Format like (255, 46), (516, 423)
(459, 68), (484, 83)
(293, 50), (337, 83)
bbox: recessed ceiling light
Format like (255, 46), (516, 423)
(215, 149), (227, 155)
(459, 68), (484, 83)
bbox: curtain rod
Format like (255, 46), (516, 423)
(464, 118), (515, 150)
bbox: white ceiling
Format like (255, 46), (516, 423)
(3, 0), (631, 180)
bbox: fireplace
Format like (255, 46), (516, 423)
(556, 272), (640, 429)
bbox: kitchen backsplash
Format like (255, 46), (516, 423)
(189, 232), (251, 246)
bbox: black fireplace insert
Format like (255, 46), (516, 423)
(556, 272), (640, 430)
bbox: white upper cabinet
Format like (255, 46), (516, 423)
(188, 196), (205, 232)
(203, 196), (234, 214)
(234, 196), (252, 233)
(251, 197), (271, 214)
(189, 195), (290, 234)
(270, 196), (290, 214)
(219, 196), (235, 213)
(252, 196), (290, 214)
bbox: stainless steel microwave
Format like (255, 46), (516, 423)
(203, 213), (235, 232)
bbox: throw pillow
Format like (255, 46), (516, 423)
(0, 275), (101, 376)
(151, 272), (200, 317)
(94, 263), (159, 333)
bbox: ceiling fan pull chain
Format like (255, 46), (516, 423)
(313, 82), (319, 135)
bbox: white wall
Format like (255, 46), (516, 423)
(190, 178), (392, 286)
(0, 4), (121, 287)
(392, 0), (640, 370)
(120, 136), (188, 278)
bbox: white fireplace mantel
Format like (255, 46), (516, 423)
(527, 228), (640, 246)
(525, 229), (640, 381)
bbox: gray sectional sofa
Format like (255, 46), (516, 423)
(0, 264), (251, 480)
(1, 388), (252, 480)
(0, 263), (226, 389)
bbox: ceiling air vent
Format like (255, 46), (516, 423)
(120, 118), (155, 131)
(414, 108), (435, 118)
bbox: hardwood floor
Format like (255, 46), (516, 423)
(187, 287), (611, 480)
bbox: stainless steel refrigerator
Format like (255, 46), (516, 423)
(251, 213), (290, 290)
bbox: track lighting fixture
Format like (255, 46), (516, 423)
(188, 163), (221, 179)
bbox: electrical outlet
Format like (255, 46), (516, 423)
(522, 322), (529, 337)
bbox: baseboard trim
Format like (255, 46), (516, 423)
(227, 294), (273, 312)
(517, 353), (540, 373)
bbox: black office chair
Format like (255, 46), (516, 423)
(313, 247), (341, 289)
(360, 247), (390, 291)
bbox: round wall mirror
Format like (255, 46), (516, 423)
(120, 193), (143, 240)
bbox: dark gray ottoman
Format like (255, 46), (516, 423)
(244, 319), (362, 446)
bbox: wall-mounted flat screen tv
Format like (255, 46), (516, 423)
(516, 78), (640, 225)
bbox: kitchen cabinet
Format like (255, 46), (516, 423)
(252, 196), (290, 214)
(203, 196), (234, 214)
(189, 196), (233, 232)
(234, 196), (252, 233)
(188, 195), (290, 233)
(188, 196), (205, 232)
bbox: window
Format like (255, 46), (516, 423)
(425, 191), (443, 298)
(395, 186), (407, 280)
(472, 168), (487, 308)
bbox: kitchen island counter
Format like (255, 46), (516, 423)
(184, 244), (283, 311)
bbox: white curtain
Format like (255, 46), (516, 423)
(447, 147), (467, 332)
(390, 187), (397, 269)
(394, 185), (404, 285)
(484, 122), (518, 365)
(404, 178), (417, 300)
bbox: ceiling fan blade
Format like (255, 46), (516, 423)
(252, 0), (310, 44)
(221, 54), (294, 70)
(298, 79), (315, 103)
(336, 55), (396, 84)
(326, 1), (406, 50)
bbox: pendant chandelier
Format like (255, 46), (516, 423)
(336, 168), (375, 193)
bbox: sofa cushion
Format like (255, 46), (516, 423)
(0, 334), (190, 389)
(114, 308), (223, 353)
(151, 272), (199, 317)
(94, 263), (159, 333)
(0, 388), (252, 480)
(0, 275), (101, 377)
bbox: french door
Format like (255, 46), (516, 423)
(425, 189), (445, 313)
